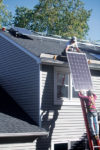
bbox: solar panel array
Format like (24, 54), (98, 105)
(67, 52), (93, 91)
(11, 27), (32, 35)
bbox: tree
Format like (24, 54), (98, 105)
(0, 0), (12, 28)
(13, 7), (33, 29)
(13, 0), (92, 39)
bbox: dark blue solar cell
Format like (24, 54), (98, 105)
(67, 52), (93, 91)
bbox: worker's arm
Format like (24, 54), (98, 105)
(78, 91), (88, 99)
(75, 42), (81, 52)
(76, 47), (81, 52)
(65, 45), (70, 52)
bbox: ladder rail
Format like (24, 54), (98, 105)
(80, 98), (94, 150)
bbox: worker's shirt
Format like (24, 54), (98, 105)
(66, 41), (78, 51)
(78, 93), (97, 112)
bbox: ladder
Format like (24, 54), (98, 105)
(80, 98), (100, 150)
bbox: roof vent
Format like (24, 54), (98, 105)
(2, 27), (6, 31)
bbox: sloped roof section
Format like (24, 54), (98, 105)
(0, 28), (100, 60)
(0, 87), (48, 137)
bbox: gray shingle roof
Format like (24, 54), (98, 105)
(0, 87), (48, 137)
(1, 29), (100, 60)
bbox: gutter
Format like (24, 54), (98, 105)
(40, 53), (100, 69)
(0, 132), (48, 138)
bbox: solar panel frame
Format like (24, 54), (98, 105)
(11, 27), (33, 35)
(67, 52), (93, 91)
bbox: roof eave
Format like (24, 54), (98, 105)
(0, 131), (48, 138)
(41, 55), (100, 70)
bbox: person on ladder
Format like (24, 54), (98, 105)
(78, 90), (99, 140)
(62, 36), (81, 56)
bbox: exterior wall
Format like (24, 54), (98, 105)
(0, 141), (37, 150)
(0, 138), (50, 150)
(91, 70), (100, 111)
(0, 35), (40, 124)
(39, 64), (100, 150)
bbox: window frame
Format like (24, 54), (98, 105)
(54, 66), (80, 105)
(51, 141), (71, 150)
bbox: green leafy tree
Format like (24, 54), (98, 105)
(13, 7), (33, 29)
(0, 0), (12, 28)
(13, 0), (92, 39)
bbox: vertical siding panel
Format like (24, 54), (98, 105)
(0, 36), (39, 124)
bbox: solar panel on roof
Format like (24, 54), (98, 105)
(11, 27), (32, 35)
(67, 52), (93, 91)
(90, 53), (100, 60)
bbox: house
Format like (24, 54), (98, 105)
(0, 27), (100, 150)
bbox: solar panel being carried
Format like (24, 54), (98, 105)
(67, 52), (93, 91)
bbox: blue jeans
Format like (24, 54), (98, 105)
(87, 111), (99, 136)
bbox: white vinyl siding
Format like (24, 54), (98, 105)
(0, 141), (37, 150)
(40, 65), (85, 150)
(91, 74), (100, 111)
(40, 65), (100, 150)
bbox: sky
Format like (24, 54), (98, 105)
(3, 0), (100, 42)
(82, 0), (100, 42)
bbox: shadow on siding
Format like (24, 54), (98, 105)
(36, 65), (62, 150)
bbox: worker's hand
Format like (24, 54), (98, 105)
(77, 49), (81, 53)
(79, 91), (83, 95)
(78, 91), (82, 94)
(88, 59), (91, 64)
(65, 47), (69, 52)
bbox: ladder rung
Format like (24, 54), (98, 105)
(93, 146), (100, 148)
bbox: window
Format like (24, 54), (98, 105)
(54, 67), (78, 105)
(54, 143), (68, 150)
(57, 72), (69, 98)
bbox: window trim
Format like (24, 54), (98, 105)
(54, 67), (80, 105)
